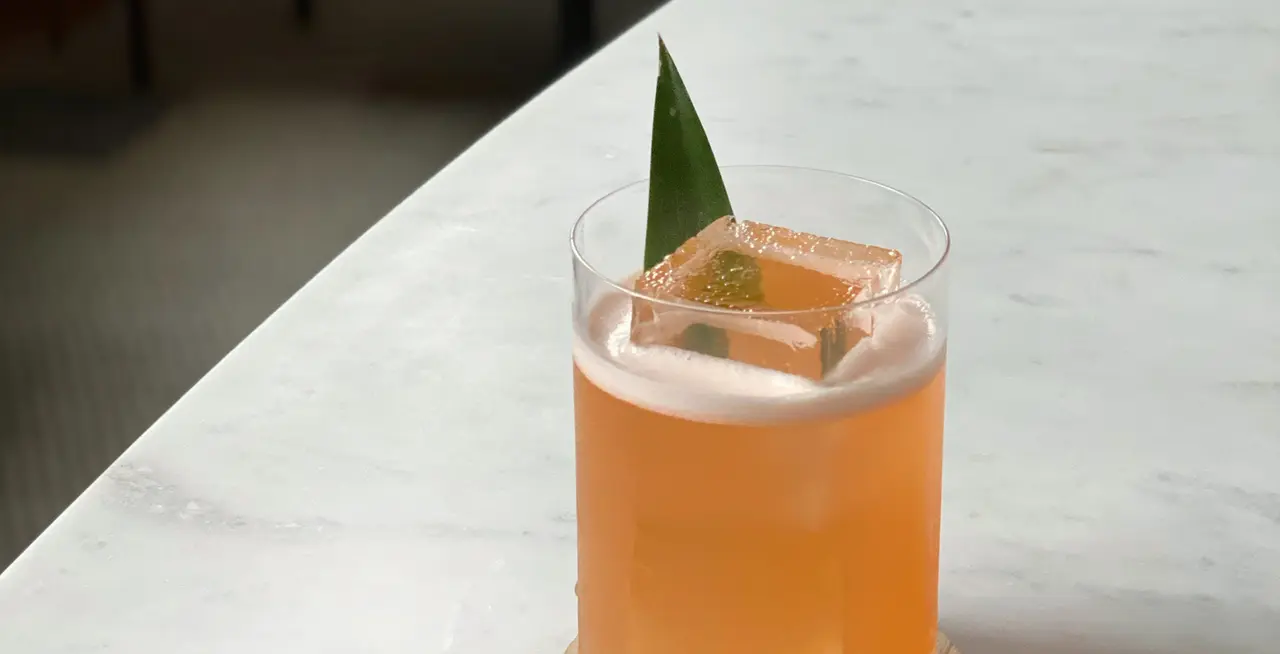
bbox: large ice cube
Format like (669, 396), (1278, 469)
(631, 216), (902, 380)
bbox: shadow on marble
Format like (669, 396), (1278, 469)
(944, 612), (1271, 654)
(946, 629), (1167, 654)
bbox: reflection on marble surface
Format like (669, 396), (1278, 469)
(2, 0), (1280, 651)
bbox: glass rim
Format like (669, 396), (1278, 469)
(571, 164), (951, 317)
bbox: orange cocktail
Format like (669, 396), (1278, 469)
(571, 166), (950, 654)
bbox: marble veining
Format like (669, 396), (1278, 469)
(2, 0), (1279, 651)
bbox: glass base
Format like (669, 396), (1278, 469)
(565, 631), (960, 653)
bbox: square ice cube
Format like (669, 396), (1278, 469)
(631, 216), (902, 380)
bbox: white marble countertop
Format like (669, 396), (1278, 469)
(3, 0), (1279, 651)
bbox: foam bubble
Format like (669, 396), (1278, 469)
(573, 293), (945, 425)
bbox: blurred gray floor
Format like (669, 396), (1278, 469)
(0, 92), (511, 569)
(0, 0), (555, 569)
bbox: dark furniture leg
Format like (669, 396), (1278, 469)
(296, 0), (313, 27)
(125, 0), (152, 92)
(557, 0), (593, 71)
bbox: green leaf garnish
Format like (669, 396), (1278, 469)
(819, 321), (848, 377)
(644, 37), (734, 270)
(693, 250), (765, 308)
(679, 324), (730, 359)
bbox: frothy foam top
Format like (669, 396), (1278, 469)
(573, 294), (945, 425)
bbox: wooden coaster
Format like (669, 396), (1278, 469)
(565, 631), (960, 653)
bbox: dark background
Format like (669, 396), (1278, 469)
(0, 0), (661, 571)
